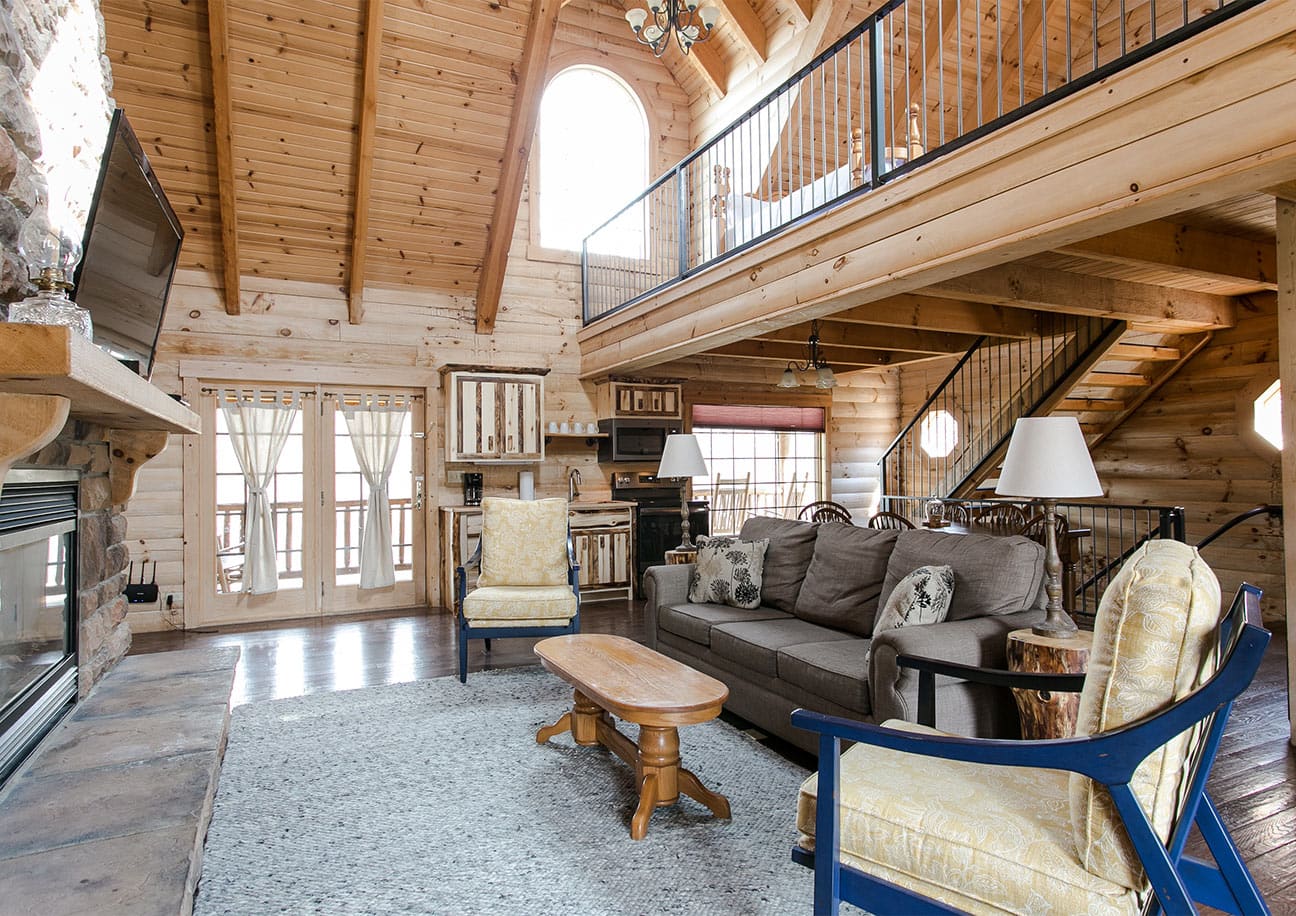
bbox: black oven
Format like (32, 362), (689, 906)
(597, 419), (682, 463)
(611, 473), (709, 595)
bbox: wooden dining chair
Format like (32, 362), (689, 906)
(866, 511), (914, 530)
(798, 500), (853, 525)
(972, 503), (1028, 534)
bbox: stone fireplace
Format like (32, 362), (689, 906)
(0, 421), (135, 781)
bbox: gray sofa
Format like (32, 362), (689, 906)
(644, 516), (1048, 754)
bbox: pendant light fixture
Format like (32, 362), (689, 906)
(776, 320), (837, 389)
(625, 2), (721, 57)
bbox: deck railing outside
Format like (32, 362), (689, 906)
(582, 0), (1259, 323)
(216, 497), (414, 590)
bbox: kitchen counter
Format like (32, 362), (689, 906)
(441, 500), (637, 512)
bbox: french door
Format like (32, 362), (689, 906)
(192, 385), (425, 626)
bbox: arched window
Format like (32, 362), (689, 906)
(537, 66), (648, 255)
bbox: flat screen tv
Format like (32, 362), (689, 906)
(72, 109), (184, 379)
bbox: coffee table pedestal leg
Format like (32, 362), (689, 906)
(628, 725), (731, 840)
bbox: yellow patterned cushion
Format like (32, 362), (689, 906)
(476, 497), (569, 588)
(1069, 540), (1221, 888)
(462, 585), (577, 624)
(797, 721), (1140, 916)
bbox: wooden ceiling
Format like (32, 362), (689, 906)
(99, 0), (855, 330)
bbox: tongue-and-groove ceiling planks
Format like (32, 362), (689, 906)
(100, 0), (807, 328)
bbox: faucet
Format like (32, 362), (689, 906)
(568, 468), (582, 503)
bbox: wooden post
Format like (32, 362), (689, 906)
(1276, 194), (1296, 746)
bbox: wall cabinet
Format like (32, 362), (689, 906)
(438, 503), (634, 607)
(596, 381), (681, 420)
(446, 371), (544, 463)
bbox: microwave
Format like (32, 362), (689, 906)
(597, 419), (682, 462)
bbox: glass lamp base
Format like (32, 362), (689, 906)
(6, 290), (93, 339)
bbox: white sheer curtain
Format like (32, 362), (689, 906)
(220, 390), (300, 595)
(342, 394), (409, 589)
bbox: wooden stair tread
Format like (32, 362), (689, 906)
(1081, 371), (1150, 387)
(1105, 343), (1182, 361)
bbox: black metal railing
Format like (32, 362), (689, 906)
(878, 495), (1185, 620)
(581, 0), (1261, 323)
(879, 315), (1121, 499)
(1195, 505), (1282, 550)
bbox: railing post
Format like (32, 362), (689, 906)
(676, 164), (688, 280)
(581, 239), (590, 324)
(869, 23), (886, 187)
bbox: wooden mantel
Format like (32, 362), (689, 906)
(0, 325), (201, 503)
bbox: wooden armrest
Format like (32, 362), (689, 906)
(897, 654), (1085, 728)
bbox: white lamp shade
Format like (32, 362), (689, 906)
(625, 7), (648, 30)
(656, 434), (708, 478)
(777, 368), (798, 388)
(995, 417), (1103, 499)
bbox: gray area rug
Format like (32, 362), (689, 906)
(197, 666), (816, 915)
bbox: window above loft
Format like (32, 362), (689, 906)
(536, 66), (648, 256)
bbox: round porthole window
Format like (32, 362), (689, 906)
(919, 409), (959, 458)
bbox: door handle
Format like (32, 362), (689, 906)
(414, 476), (424, 510)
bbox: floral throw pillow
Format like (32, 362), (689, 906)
(872, 565), (955, 636)
(688, 536), (769, 610)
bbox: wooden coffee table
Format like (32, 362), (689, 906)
(534, 634), (731, 840)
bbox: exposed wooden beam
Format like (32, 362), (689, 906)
(827, 294), (1043, 338)
(347, 0), (385, 326)
(758, 320), (978, 354)
(716, 0), (768, 62)
(787, 0), (813, 28)
(475, 0), (564, 334)
(1055, 220), (1278, 290)
(685, 39), (728, 97)
(707, 340), (916, 367)
(206, 0), (240, 316)
(1274, 193), (1296, 741)
(924, 264), (1237, 330)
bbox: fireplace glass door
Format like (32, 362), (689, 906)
(0, 470), (79, 785)
(0, 520), (75, 712)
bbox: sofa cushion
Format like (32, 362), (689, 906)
(658, 602), (790, 647)
(793, 525), (899, 636)
(777, 640), (873, 714)
(710, 618), (856, 678)
(738, 516), (819, 613)
(880, 530), (1045, 622)
(689, 536), (769, 608)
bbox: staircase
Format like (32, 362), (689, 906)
(880, 319), (1209, 501)
(1052, 328), (1213, 449)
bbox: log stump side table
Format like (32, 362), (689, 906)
(664, 548), (698, 565)
(1006, 628), (1094, 739)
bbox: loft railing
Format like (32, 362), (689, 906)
(878, 495), (1185, 621)
(581, 0), (1261, 324)
(880, 315), (1121, 499)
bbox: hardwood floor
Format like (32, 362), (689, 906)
(131, 603), (1296, 908)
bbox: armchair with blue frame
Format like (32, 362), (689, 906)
(792, 539), (1271, 915)
(454, 497), (580, 683)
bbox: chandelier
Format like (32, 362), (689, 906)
(776, 320), (837, 390)
(625, 2), (721, 57)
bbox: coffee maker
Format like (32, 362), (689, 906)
(462, 473), (483, 506)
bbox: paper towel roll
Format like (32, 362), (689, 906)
(518, 470), (535, 500)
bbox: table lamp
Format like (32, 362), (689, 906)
(656, 434), (709, 550)
(995, 417), (1103, 637)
